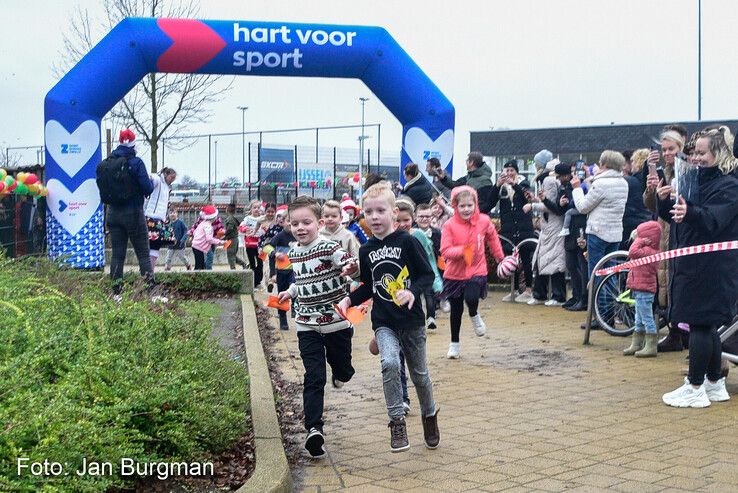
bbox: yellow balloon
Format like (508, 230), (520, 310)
(27, 183), (39, 194)
(16, 172), (28, 184)
(0, 169), (6, 181)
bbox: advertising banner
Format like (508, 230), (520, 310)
(259, 147), (295, 185)
(298, 162), (333, 199)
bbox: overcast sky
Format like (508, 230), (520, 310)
(3, 0), (738, 180)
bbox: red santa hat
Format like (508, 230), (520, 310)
(341, 196), (358, 215)
(275, 204), (288, 216)
(119, 129), (136, 147)
(200, 205), (218, 220)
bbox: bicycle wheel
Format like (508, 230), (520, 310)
(594, 271), (635, 337)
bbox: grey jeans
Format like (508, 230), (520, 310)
(375, 325), (436, 419)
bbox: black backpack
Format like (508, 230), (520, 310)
(96, 155), (137, 205)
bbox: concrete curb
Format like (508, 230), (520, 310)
(237, 295), (293, 493)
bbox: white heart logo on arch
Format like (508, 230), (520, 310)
(47, 179), (101, 236)
(45, 120), (100, 178)
(403, 127), (454, 173)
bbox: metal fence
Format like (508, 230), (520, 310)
(0, 193), (46, 259)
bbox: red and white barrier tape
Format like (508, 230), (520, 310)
(594, 240), (738, 277)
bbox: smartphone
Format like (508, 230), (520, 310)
(648, 144), (660, 177)
(575, 160), (586, 180)
(650, 143), (660, 151)
(656, 167), (666, 183)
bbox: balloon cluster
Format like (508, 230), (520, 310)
(0, 169), (48, 198)
(338, 172), (361, 186)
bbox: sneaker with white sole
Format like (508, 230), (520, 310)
(527, 297), (546, 306)
(704, 377), (730, 402)
(515, 292), (533, 304)
(440, 300), (451, 313)
(388, 418), (409, 452)
(501, 292), (517, 302)
(305, 427), (326, 458)
(471, 314), (486, 336)
(426, 317), (437, 331)
(331, 375), (345, 389)
(544, 299), (564, 307)
(402, 400), (411, 416)
(446, 342), (460, 359)
(558, 228), (570, 237)
(662, 379), (711, 408)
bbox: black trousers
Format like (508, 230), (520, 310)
(276, 270), (295, 325)
(298, 327), (355, 431)
(449, 281), (482, 343)
(192, 248), (206, 270)
(565, 248), (589, 303)
(107, 206), (154, 294)
(688, 325), (722, 386)
(503, 240), (535, 291)
(246, 246), (263, 286)
(424, 289), (436, 319)
(533, 271), (566, 302)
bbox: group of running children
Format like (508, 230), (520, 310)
(251, 181), (506, 458)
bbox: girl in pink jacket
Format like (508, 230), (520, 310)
(441, 186), (505, 359)
(192, 205), (225, 270)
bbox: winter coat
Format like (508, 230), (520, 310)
(240, 215), (264, 249)
(643, 164), (675, 307)
(320, 224), (360, 260)
(441, 186), (504, 280)
(531, 175), (566, 275)
(401, 173), (434, 206)
(439, 163), (495, 213)
(572, 169), (628, 244)
(622, 174), (654, 244)
(143, 174), (171, 221)
(488, 177), (536, 244)
(625, 221), (662, 294)
(411, 229), (443, 293)
(109, 145), (154, 209)
(192, 220), (224, 253)
(658, 166), (738, 326)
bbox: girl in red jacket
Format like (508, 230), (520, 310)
(441, 186), (505, 359)
(622, 220), (662, 358)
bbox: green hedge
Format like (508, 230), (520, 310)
(0, 257), (249, 492)
(120, 271), (244, 295)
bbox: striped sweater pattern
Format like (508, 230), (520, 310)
(286, 237), (355, 333)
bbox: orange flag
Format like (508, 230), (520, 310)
(335, 304), (366, 326)
(275, 253), (292, 270)
(463, 245), (474, 266)
(437, 256), (446, 270)
(223, 240), (232, 250)
(266, 295), (290, 311)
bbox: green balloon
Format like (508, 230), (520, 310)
(15, 183), (29, 195)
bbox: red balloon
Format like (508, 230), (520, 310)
(24, 174), (39, 185)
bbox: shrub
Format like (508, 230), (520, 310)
(0, 257), (249, 492)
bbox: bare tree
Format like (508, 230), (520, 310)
(54, 0), (232, 173)
(178, 175), (199, 189)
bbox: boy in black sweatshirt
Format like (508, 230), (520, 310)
(338, 183), (440, 453)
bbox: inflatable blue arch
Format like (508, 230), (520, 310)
(45, 18), (455, 268)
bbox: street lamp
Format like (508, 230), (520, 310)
(214, 140), (218, 188)
(238, 106), (249, 185)
(358, 97), (369, 205)
(698, 0), (702, 120)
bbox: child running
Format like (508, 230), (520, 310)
(223, 204), (249, 270)
(277, 196), (358, 459)
(338, 183), (440, 453)
(341, 196), (368, 244)
(269, 218), (295, 331)
(320, 200), (360, 259)
(622, 220), (662, 357)
(413, 202), (444, 329)
(441, 186), (505, 359)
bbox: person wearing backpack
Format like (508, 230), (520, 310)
(100, 129), (157, 300)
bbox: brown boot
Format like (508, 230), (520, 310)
(623, 332), (645, 356)
(422, 407), (440, 449)
(635, 333), (658, 358)
(657, 326), (684, 352)
(388, 418), (409, 453)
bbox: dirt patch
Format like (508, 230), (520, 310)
(255, 304), (309, 492)
(473, 337), (582, 376)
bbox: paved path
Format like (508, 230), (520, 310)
(257, 292), (738, 492)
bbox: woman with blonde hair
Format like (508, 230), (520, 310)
(644, 130), (686, 351)
(621, 148), (653, 249)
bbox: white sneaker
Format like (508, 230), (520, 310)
(426, 317), (437, 330)
(527, 297), (546, 306)
(151, 295), (169, 303)
(544, 299), (564, 307)
(446, 342), (460, 359)
(515, 292), (533, 304)
(471, 314), (486, 336)
(558, 228), (570, 237)
(704, 377), (730, 402)
(440, 300), (451, 313)
(662, 378), (711, 408)
(501, 292), (517, 302)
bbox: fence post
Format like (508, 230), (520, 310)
(248, 141), (252, 200)
(294, 144), (299, 201)
(377, 123), (381, 171)
(208, 135), (212, 202)
(257, 143), (261, 200)
(315, 128), (319, 163)
(333, 147), (337, 200)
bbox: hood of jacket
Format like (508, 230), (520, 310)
(111, 144), (137, 159)
(450, 185), (480, 227)
(635, 220), (662, 245)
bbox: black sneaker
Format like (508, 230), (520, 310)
(422, 407), (440, 449)
(562, 297), (578, 309)
(305, 427), (326, 458)
(388, 418), (409, 452)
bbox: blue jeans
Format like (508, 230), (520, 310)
(205, 245), (215, 270)
(375, 326), (435, 419)
(633, 290), (657, 334)
(587, 234), (620, 321)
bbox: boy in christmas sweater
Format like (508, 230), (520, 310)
(277, 196), (358, 459)
(338, 183), (440, 453)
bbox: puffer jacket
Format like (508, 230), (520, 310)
(441, 186), (504, 280)
(658, 166), (738, 326)
(572, 169), (628, 243)
(531, 175), (566, 275)
(625, 221), (662, 293)
(401, 173), (434, 206)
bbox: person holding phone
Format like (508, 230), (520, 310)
(644, 130), (686, 352)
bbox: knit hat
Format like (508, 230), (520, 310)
(533, 149), (553, 169)
(503, 159), (519, 173)
(275, 205), (288, 216)
(545, 158), (560, 172)
(341, 197), (358, 215)
(554, 162), (573, 176)
(200, 205), (218, 220)
(119, 129), (136, 148)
